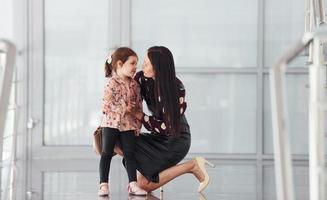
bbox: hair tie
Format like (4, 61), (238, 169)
(107, 51), (114, 64)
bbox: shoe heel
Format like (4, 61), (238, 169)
(204, 159), (215, 168)
(195, 157), (212, 193)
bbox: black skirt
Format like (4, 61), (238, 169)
(134, 115), (191, 183)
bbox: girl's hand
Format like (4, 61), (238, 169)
(134, 111), (144, 121)
(126, 101), (137, 113)
(135, 129), (140, 136)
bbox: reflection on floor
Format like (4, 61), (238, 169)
(40, 158), (311, 200)
(42, 159), (259, 200)
(98, 192), (207, 200)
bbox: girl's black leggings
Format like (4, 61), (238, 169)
(99, 127), (136, 183)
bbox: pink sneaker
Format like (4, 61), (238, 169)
(98, 182), (109, 196)
(127, 181), (147, 196)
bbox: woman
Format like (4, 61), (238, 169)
(118, 46), (214, 193)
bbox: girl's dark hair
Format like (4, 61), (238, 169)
(147, 46), (180, 136)
(105, 47), (137, 77)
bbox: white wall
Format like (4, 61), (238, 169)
(0, 0), (14, 40)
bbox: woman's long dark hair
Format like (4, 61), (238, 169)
(147, 46), (180, 136)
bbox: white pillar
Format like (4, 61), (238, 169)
(309, 37), (326, 200)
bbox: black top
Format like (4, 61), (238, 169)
(134, 71), (187, 135)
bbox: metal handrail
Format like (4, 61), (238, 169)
(0, 40), (16, 136)
(271, 1), (327, 199)
(305, 0), (326, 63)
(316, 0), (326, 25)
(270, 26), (327, 200)
(270, 32), (313, 200)
(308, 28), (327, 200)
(0, 40), (16, 200)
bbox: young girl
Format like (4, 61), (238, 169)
(98, 47), (147, 196)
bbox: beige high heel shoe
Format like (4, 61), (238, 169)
(195, 157), (215, 193)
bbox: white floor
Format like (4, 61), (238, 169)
(22, 158), (313, 200)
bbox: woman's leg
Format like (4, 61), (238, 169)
(137, 159), (202, 192)
(114, 142), (205, 192)
(99, 128), (119, 183)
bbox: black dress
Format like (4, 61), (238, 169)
(133, 71), (191, 183)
